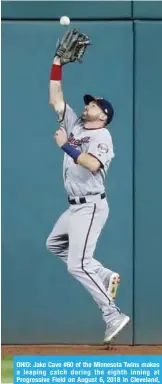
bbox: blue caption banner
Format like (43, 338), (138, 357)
(14, 355), (162, 384)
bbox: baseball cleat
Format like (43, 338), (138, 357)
(106, 272), (120, 300)
(104, 313), (130, 343)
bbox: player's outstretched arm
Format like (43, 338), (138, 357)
(49, 56), (65, 122)
(49, 28), (90, 123)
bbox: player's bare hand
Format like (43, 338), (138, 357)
(54, 127), (68, 147)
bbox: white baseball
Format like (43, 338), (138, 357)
(60, 16), (70, 26)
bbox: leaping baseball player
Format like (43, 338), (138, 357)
(46, 29), (130, 343)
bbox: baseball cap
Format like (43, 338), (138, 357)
(83, 94), (114, 125)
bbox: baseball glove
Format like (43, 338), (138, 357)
(55, 28), (90, 65)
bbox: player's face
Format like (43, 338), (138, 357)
(82, 101), (104, 122)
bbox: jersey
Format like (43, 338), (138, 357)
(61, 104), (115, 197)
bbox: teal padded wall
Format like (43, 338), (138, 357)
(2, 1), (162, 345)
(133, 1), (162, 19)
(1, 1), (132, 20)
(134, 21), (162, 344)
(2, 20), (133, 344)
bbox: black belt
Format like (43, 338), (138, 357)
(68, 192), (106, 205)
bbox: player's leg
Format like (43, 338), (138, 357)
(46, 209), (69, 261)
(67, 200), (116, 323)
(46, 209), (103, 266)
(46, 207), (120, 300)
(67, 199), (129, 342)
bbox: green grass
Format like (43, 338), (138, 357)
(1, 356), (13, 383)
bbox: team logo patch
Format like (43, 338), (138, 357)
(98, 143), (108, 154)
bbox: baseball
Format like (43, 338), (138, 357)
(60, 16), (70, 26)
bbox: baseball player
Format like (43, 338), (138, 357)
(46, 29), (130, 343)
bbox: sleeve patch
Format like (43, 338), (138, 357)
(97, 143), (108, 154)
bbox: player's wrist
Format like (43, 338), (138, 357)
(50, 63), (62, 80)
(61, 143), (80, 162)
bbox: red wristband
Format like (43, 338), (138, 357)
(50, 64), (62, 81)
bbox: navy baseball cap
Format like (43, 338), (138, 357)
(83, 94), (114, 125)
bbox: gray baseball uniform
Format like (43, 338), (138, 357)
(46, 104), (119, 323)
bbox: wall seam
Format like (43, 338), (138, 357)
(131, 0), (136, 346)
(1, 18), (162, 22)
